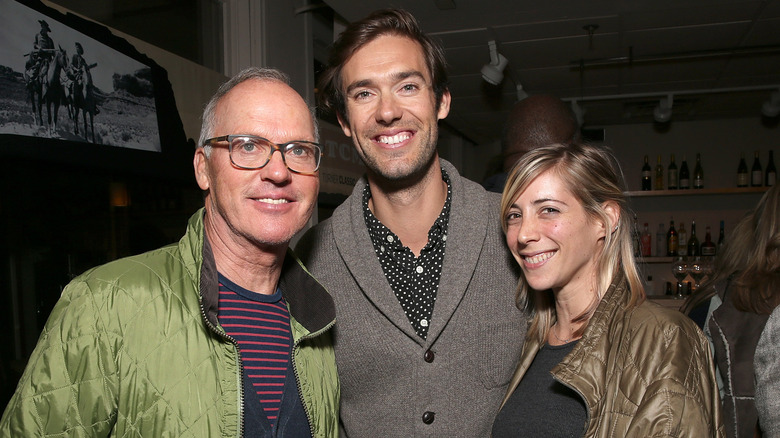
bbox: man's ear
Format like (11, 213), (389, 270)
(437, 89), (451, 120)
(337, 112), (352, 138)
(193, 148), (210, 191)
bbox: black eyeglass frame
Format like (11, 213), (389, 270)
(203, 134), (322, 175)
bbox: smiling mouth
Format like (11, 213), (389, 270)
(523, 251), (555, 265)
(256, 198), (289, 205)
(376, 132), (411, 146)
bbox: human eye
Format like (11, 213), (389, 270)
(505, 211), (522, 226)
(286, 143), (313, 158)
(398, 82), (420, 95)
(540, 206), (560, 215)
(352, 89), (374, 101)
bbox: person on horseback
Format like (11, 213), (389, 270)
(25, 20), (54, 85)
(69, 42), (99, 115)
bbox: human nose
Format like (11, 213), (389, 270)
(516, 215), (539, 245)
(259, 149), (292, 183)
(374, 93), (402, 124)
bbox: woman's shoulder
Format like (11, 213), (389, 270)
(618, 300), (706, 347)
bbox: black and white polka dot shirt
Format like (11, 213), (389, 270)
(363, 169), (452, 339)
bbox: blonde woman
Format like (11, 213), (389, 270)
(492, 143), (724, 437)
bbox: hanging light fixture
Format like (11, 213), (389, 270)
(653, 94), (674, 123)
(761, 90), (780, 118)
(481, 40), (508, 85)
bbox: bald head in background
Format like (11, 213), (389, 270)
(483, 94), (581, 192)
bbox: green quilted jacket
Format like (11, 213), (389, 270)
(0, 209), (339, 437)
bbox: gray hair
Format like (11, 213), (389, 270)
(198, 67), (319, 157)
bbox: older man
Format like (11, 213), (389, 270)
(1, 67), (338, 437)
(296, 8), (526, 437)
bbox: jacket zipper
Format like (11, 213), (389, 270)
(199, 300), (245, 438)
(293, 319), (337, 438)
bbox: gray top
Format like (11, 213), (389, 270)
(297, 159), (527, 437)
(755, 304), (780, 437)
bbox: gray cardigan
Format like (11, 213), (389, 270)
(755, 305), (780, 437)
(297, 159), (527, 437)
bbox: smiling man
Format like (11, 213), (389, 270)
(1, 68), (338, 438)
(296, 9), (527, 437)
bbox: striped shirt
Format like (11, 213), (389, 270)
(217, 274), (292, 427)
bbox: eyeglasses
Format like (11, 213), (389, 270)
(204, 135), (321, 175)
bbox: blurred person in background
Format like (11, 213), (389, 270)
(684, 183), (780, 438)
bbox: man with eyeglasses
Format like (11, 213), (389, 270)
(0, 67), (339, 438)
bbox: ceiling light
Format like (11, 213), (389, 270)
(571, 100), (584, 127)
(653, 94), (674, 123)
(761, 90), (780, 118)
(481, 40), (508, 85)
(516, 84), (528, 101)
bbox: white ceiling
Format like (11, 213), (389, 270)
(322, 0), (780, 144)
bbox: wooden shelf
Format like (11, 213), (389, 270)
(626, 187), (768, 197)
(637, 257), (675, 264)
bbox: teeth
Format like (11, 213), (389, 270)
(525, 251), (553, 264)
(378, 133), (411, 145)
(258, 198), (288, 204)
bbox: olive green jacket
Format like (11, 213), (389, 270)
(498, 276), (724, 437)
(0, 209), (339, 437)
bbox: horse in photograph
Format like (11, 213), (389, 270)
(27, 47), (69, 136)
(72, 62), (98, 143)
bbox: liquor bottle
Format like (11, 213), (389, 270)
(751, 150), (763, 187)
(633, 215), (641, 257)
(693, 153), (704, 189)
(737, 153), (748, 187)
(641, 223), (652, 257)
(717, 220), (726, 252)
(668, 154), (678, 190)
(766, 150), (777, 187)
(667, 219), (678, 256)
(654, 155), (664, 190)
(679, 155), (690, 189)
(700, 226), (716, 256)
(678, 222), (688, 256)
(656, 223), (666, 257)
(687, 221), (699, 257)
(641, 155), (652, 190)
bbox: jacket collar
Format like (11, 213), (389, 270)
(192, 209), (336, 334)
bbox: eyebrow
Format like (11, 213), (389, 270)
(510, 198), (567, 209)
(344, 70), (427, 95)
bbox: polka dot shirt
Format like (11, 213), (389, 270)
(362, 169), (452, 339)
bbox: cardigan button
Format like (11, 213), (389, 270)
(423, 350), (435, 363)
(422, 411), (435, 424)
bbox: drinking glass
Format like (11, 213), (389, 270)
(671, 257), (689, 298)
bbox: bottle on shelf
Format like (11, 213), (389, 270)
(693, 153), (704, 189)
(737, 153), (749, 187)
(678, 222), (688, 256)
(633, 215), (641, 257)
(654, 155), (664, 190)
(667, 219), (678, 256)
(641, 155), (652, 191)
(656, 223), (666, 257)
(717, 220), (726, 252)
(668, 154), (678, 190)
(641, 223), (652, 257)
(646, 275), (655, 296)
(701, 225), (716, 256)
(766, 150), (777, 187)
(687, 221), (699, 257)
(752, 150), (763, 187)
(679, 155), (690, 189)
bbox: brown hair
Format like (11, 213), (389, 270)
(684, 184), (780, 315)
(317, 8), (449, 123)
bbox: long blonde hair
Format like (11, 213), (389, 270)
(500, 142), (645, 344)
